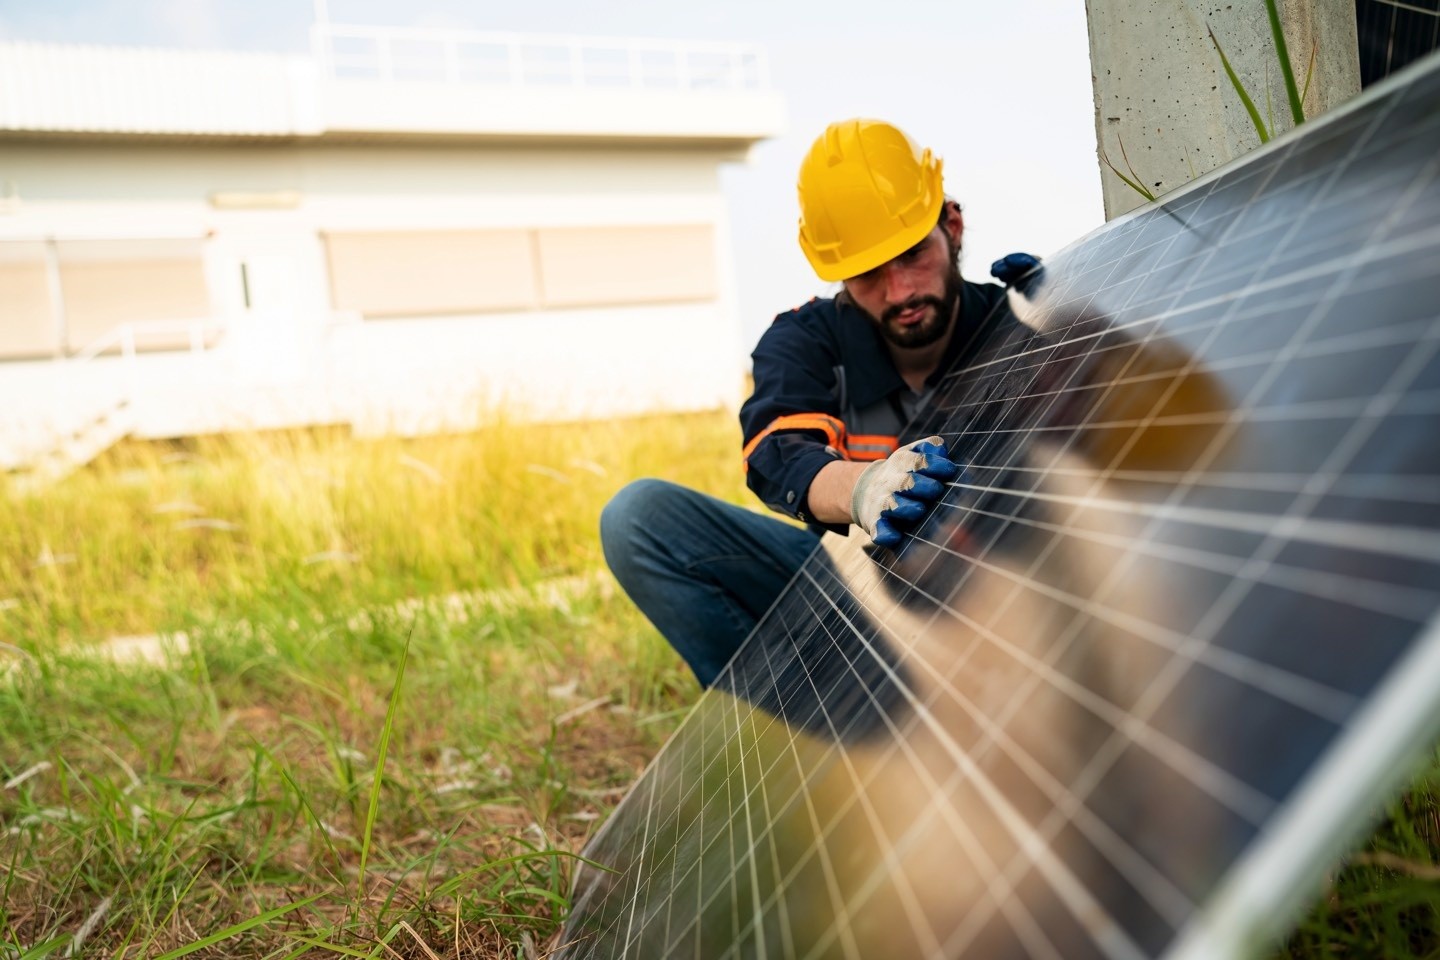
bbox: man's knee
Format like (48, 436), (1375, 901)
(600, 478), (688, 572)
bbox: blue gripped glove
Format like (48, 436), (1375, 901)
(991, 252), (1046, 326)
(990, 252), (1043, 292)
(850, 436), (962, 549)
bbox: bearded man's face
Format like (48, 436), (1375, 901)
(843, 226), (963, 350)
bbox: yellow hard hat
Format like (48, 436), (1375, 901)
(796, 118), (945, 282)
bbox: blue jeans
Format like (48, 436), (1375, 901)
(600, 479), (821, 686)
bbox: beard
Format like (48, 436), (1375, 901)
(863, 262), (965, 351)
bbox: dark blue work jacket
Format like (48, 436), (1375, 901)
(739, 278), (1016, 530)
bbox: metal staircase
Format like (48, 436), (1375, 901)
(3, 319), (222, 488)
(13, 398), (135, 485)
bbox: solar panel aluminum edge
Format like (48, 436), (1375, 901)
(559, 52), (1440, 960)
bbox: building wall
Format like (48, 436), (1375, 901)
(0, 139), (748, 446)
(1087, 0), (1362, 220)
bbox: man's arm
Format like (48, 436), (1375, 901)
(741, 305), (849, 525)
(803, 460), (869, 525)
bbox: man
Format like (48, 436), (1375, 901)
(600, 118), (1035, 687)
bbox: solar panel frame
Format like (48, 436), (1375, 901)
(561, 51), (1440, 960)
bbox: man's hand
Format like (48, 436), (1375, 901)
(989, 252), (1043, 291)
(850, 436), (961, 548)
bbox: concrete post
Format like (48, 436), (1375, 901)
(1086, 0), (1361, 219)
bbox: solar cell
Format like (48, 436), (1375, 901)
(561, 53), (1440, 959)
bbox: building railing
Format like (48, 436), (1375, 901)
(310, 24), (770, 92)
(66, 317), (229, 423)
(69, 317), (227, 365)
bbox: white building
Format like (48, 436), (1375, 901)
(0, 25), (783, 474)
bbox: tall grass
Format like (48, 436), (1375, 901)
(1, 408), (746, 956)
(0, 408), (748, 646)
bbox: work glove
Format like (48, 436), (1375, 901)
(990, 252), (1043, 292)
(850, 436), (961, 549)
(991, 252), (1046, 327)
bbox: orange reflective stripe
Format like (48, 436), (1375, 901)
(742, 412), (848, 471)
(845, 433), (898, 461)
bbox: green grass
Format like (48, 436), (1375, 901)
(1, 408), (1437, 957)
(1279, 752), (1440, 958)
(1, 586), (693, 957)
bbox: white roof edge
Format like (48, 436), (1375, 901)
(0, 37), (783, 143)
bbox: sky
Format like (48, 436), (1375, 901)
(0, 0), (1105, 348)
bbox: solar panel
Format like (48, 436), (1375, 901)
(1357, 0), (1440, 87)
(561, 53), (1440, 960)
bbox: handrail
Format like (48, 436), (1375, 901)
(68, 317), (226, 365)
(66, 317), (228, 425)
(310, 23), (770, 92)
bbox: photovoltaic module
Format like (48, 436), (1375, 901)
(561, 53), (1440, 959)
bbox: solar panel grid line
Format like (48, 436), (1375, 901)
(646, 660), (860, 954)
(717, 717), (739, 950)
(1019, 135), (1388, 581)
(604, 725), (743, 949)
(743, 592), (933, 944)
(948, 462), (1440, 503)
(729, 690), (797, 960)
(659, 604), (892, 955)
(833, 565), (1204, 932)
(566, 631), (754, 941)
(864, 308), (1146, 909)
(860, 547), (1280, 824)
(910, 518), (1357, 735)
(655, 713), (691, 954)
(659, 633), (869, 955)
(995, 79), (1407, 829)
(1156, 152), (1436, 660)
(788, 575), (1134, 960)
(616, 752), (662, 955)
(745, 716), (793, 957)
(756, 616), (864, 960)
(562, 54), (1440, 958)
(840, 287), (1192, 960)
(776, 593), (955, 960)
(962, 300), (1438, 406)
(910, 222), (1308, 805)
(1378, 0), (1440, 19)
(927, 69), (1411, 944)
(725, 575), (984, 955)
(659, 720), (711, 938)
(709, 714), (740, 952)
(726, 681), (771, 960)
(725, 684), (792, 959)
(939, 496), (1440, 629)
(1013, 170), (1393, 938)
(946, 481), (1440, 573)
(803, 592), (1159, 960)
(648, 702), (720, 949)
(584, 607), (840, 955)
(1165, 607), (1440, 959)
(1367, 0), (1440, 86)
(609, 744), (672, 955)
(728, 602), (879, 960)
(1044, 79), (1437, 952)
